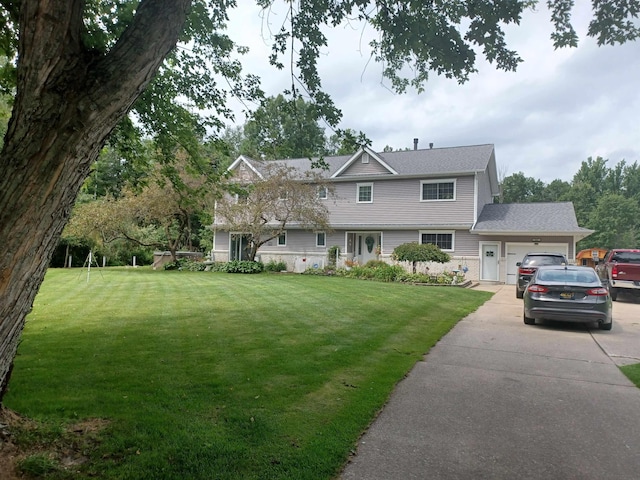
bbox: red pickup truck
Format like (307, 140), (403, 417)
(595, 249), (640, 301)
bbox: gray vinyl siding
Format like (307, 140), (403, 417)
(378, 229), (477, 256)
(213, 230), (230, 250)
(328, 175), (476, 226)
(453, 230), (481, 256)
(475, 170), (495, 214)
(342, 154), (392, 176)
(259, 229), (334, 252)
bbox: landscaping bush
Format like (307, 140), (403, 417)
(328, 245), (340, 265)
(163, 258), (207, 271)
(364, 259), (388, 268)
(337, 263), (403, 282)
(221, 260), (264, 274)
(264, 260), (288, 272)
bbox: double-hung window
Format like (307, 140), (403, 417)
(420, 231), (454, 251)
(277, 231), (287, 246)
(357, 183), (373, 203)
(316, 231), (326, 247)
(421, 179), (456, 201)
(317, 186), (328, 200)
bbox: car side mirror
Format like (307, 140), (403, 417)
(516, 262), (521, 266)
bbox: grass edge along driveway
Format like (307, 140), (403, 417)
(5, 268), (492, 480)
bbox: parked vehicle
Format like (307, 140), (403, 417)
(523, 265), (612, 330)
(595, 249), (640, 301)
(516, 252), (568, 298)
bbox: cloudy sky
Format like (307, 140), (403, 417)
(225, 3), (640, 184)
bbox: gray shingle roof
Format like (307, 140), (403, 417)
(473, 202), (593, 235)
(251, 144), (495, 178)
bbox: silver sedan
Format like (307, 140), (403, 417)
(523, 265), (613, 330)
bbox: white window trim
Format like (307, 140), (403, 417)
(277, 231), (287, 246)
(420, 178), (456, 202)
(357, 182), (374, 203)
(419, 230), (455, 252)
(317, 186), (328, 200)
(316, 231), (326, 247)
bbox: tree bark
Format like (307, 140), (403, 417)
(0, 0), (192, 401)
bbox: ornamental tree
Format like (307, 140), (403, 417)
(392, 242), (451, 273)
(215, 163), (331, 261)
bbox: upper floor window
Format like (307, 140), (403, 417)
(420, 231), (454, 251)
(357, 183), (373, 203)
(317, 186), (328, 200)
(316, 231), (326, 247)
(421, 179), (456, 201)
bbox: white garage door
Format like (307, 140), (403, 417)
(505, 243), (569, 285)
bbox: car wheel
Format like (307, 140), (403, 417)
(610, 287), (618, 301)
(516, 288), (524, 299)
(599, 320), (613, 331)
(523, 313), (535, 325)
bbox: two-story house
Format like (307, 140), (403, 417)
(212, 143), (592, 284)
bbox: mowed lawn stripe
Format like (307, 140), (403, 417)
(6, 268), (492, 479)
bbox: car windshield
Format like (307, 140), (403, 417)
(537, 269), (598, 283)
(523, 256), (565, 266)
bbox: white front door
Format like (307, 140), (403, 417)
(356, 233), (379, 264)
(480, 242), (500, 281)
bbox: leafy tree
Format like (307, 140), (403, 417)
(66, 155), (218, 262)
(622, 161), (640, 200)
(583, 193), (640, 249)
(565, 181), (598, 227)
(542, 179), (572, 202)
(242, 95), (327, 160)
(1, 0), (639, 400)
(326, 129), (372, 156)
(392, 242), (450, 273)
(572, 157), (611, 196)
(499, 172), (546, 203)
(215, 163), (330, 261)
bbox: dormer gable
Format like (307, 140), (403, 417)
(331, 146), (398, 178)
(226, 155), (264, 183)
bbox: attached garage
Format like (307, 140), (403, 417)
(472, 202), (593, 284)
(505, 243), (569, 285)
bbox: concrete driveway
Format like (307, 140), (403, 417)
(340, 285), (640, 480)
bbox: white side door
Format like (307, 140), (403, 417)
(480, 242), (500, 281)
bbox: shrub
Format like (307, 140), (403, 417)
(364, 259), (388, 268)
(392, 242), (450, 273)
(221, 260), (264, 274)
(264, 260), (288, 272)
(337, 263), (403, 282)
(328, 245), (340, 265)
(163, 258), (207, 271)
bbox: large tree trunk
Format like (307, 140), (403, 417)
(0, 0), (192, 401)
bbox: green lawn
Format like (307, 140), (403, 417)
(5, 268), (492, 479)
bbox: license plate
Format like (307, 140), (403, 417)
(560, 292), (575, 299)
